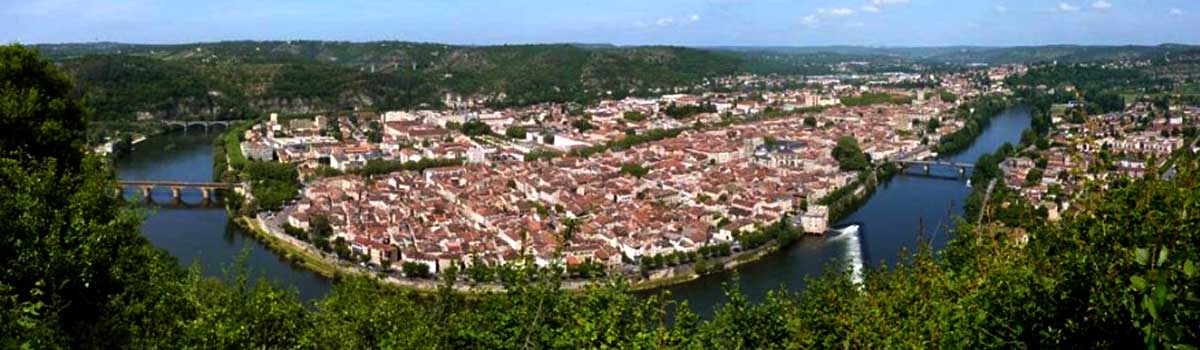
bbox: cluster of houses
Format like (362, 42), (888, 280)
(236, 70), (997, 276)
(1000, 101), (1198, 220)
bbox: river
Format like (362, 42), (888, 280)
(116, 133), (332, 301)
(115, 106), (1030, 313)
(650, 105), (1032, 315)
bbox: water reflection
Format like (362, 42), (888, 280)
(115, 132), (332, 302)
(652, 106), (1032, 317)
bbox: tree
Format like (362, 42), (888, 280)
(1024, 168), (1044, 187)
(831, 136), (870, 171)
(244, 161), (299, 211)
(0, 44), (170, 348)
(623, 111), (647, 122)
(926, 118), (942, 133)
(402, 262), (432, 278)
(322, 119), (343, 141)
(505, 125), (527, 140)
(365, 121), (383, 143)
(571, 118), (595, 132)
(309, 215), (334, 251)
(939, 91), (958, 103)
(1, 45), (88, 170)
(459, 120), (493, 136)
(559, 217), (581, 248)
(804, 116), (818, 128)
(465, 256), (496, 283)
(543, 133), (555, 145)
(619, 163), (651, 178)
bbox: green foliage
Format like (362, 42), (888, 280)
(523, 149), (563, 162)
(1024, 168), (1044, 186)
(504, 125), (527, 140)
(244, 161), (299, 211)
(308, 215), (334, 251)
(832, 136), (870, 171)
(936, 96), (1011, 155)
(60, 54), (252, 121)
(925, 117), (942, 132)
(803, 116), (818, 127)
(1, 45), (88, 169)
(321, 119), (342, 140)
(619, 162), (650, 178)
(458, 119), (493, 136)
(840, 92), (913, 107)
(570, 118), (595, 132)
(402, 262), (432, 279)
(735, 218), (801, 250)
(663, 102), (716, 119)
(939, 90), (958, 103)
(569, 128), (685, 158)
(622, 111), (647, 122)
(1007, 64), (1162, 94)
(365, 121), (383, 143)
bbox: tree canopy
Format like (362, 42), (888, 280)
(832, 136), (870, 171)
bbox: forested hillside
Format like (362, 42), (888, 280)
(718, 44), (1200, 65)
(44, 41), (761, 120)
(3, 44), (1197, 349)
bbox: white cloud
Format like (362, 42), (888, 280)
(860, 4), (880, 13)
(994, 5), (1008, 14)
(1058, 2), (1081, 12)
(1169, 8), (1184, 16)
(845, 21), (866, 28)
(872, 0), (910, 5)
(643, 14), (701, 28)
(827, 7), (856, 16)
(801, 14), (820, 28)
(1091, 1), (1112, 10)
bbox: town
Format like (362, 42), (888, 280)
(997, 94), (1199, 221)
(228, 67), (1026, 283)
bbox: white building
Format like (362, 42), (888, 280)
(800, 205), (829, 234)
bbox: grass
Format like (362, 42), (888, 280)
(630, 273), (699, 291)
(234, 216), (341, 278)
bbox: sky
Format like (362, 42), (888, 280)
(2, 0), (1198, 47)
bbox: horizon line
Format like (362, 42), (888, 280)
(18, 39), (1200, 49)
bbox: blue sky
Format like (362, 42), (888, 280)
(2, 0), (1197, 46)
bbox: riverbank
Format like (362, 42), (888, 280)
(207, 99), (1027, 297)
(629, 235), (794, 291)
(238, 205), (816, 294)
(232, 216), (341, 278)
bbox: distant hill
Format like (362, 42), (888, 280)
(33, 41), (1200, 121)
(40, 41), (781, 120)
(708, 44), (1200, 64)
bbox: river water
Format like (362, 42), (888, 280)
(115, 106), (1030, 313)
(116, 133), (332, 301)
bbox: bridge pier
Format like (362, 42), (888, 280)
(959, 167), (966, 177)
(923, 165), (930, 174)
(120, 180), (236, 204)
